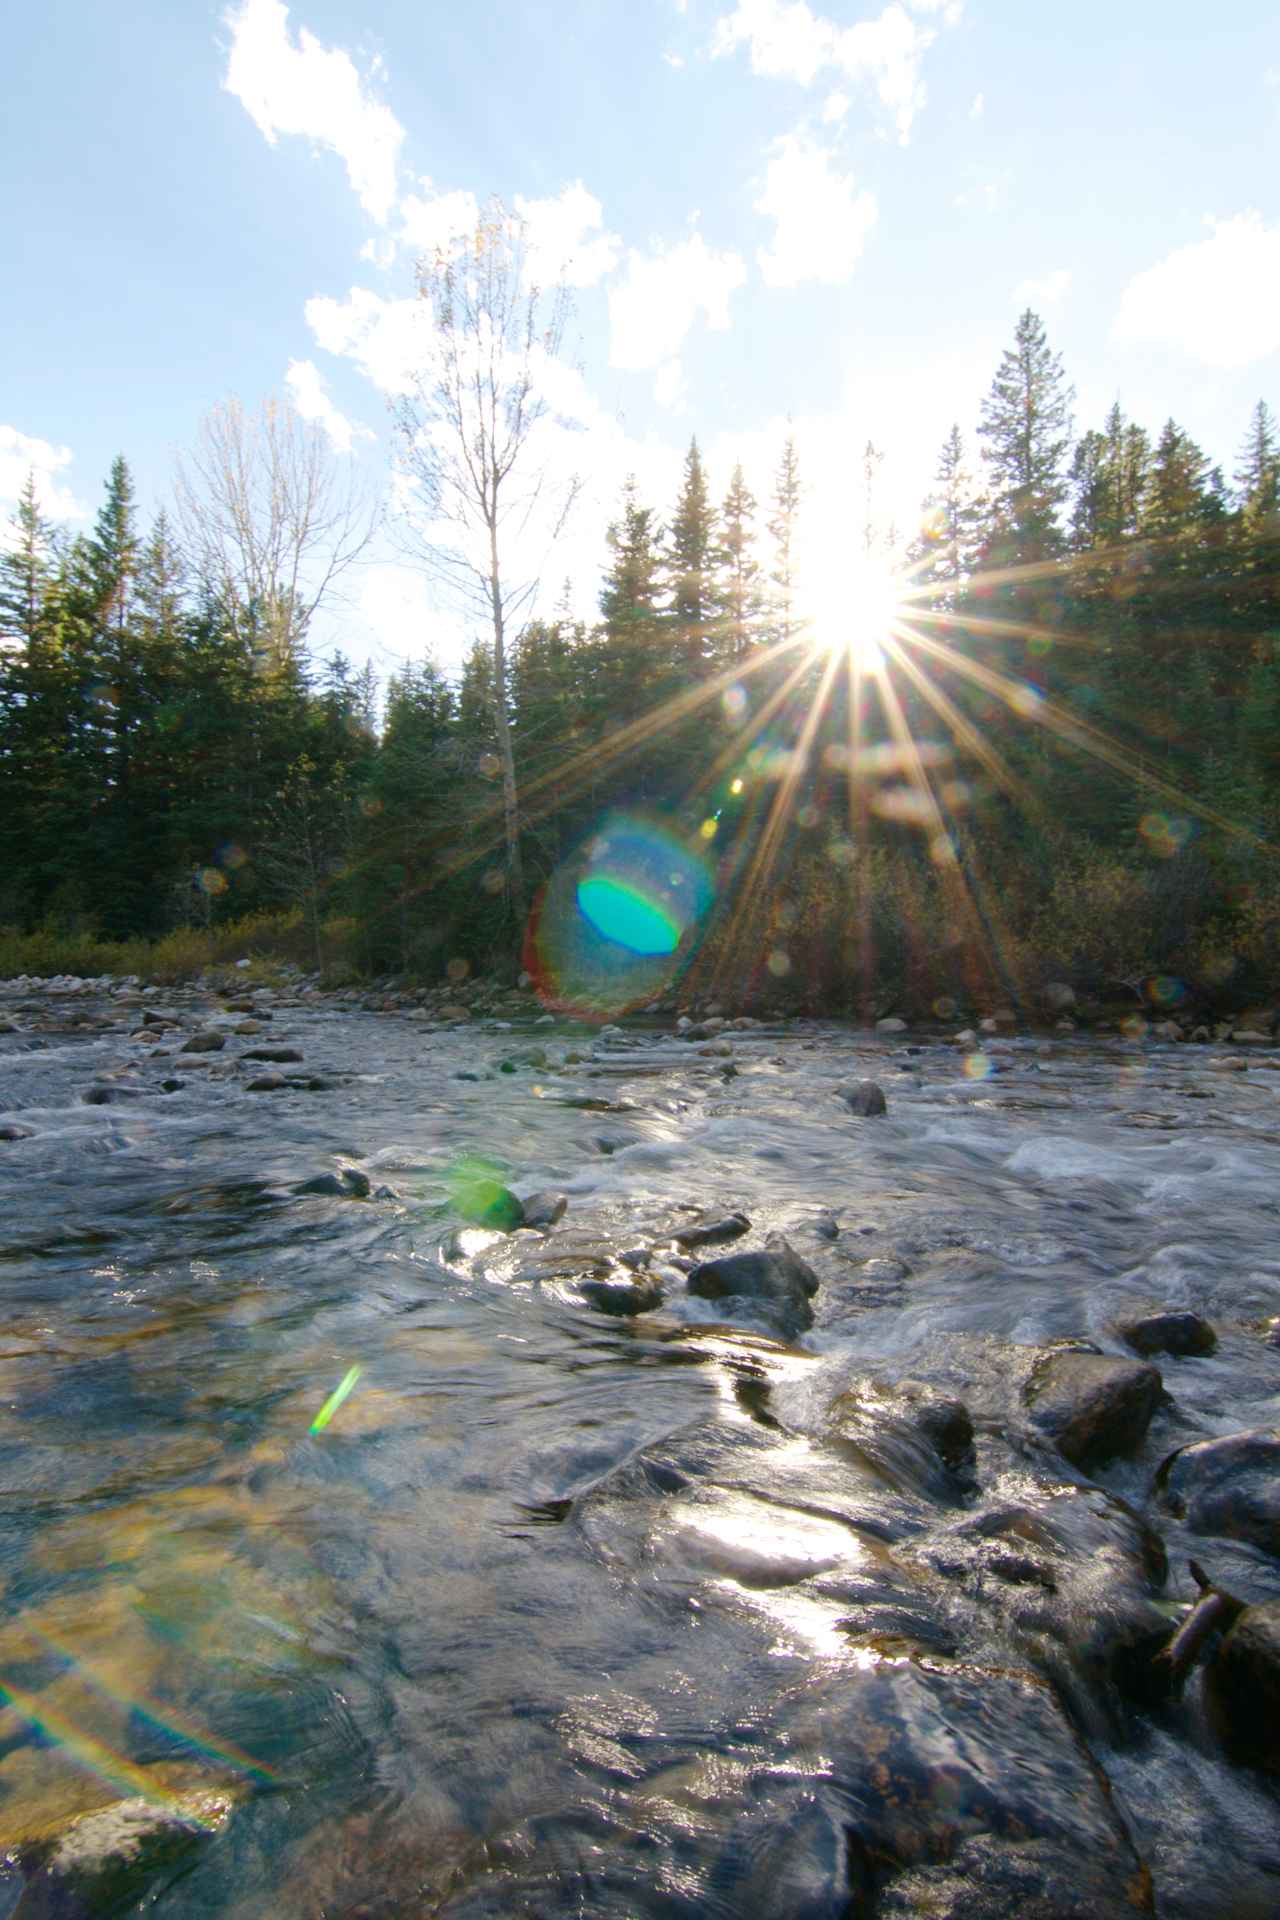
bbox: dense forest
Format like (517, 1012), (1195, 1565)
(2, 304), (1278, 1018)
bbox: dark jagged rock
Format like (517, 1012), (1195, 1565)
(296, 1169), (370, 1200)
(1119, 1311), (1217, 1358)
(1025, 1350), (1162, 1469)
(687, 1236), (820, 1337)
(519, 1191), (569, 1229)
(1205, 1600), (1280, 1772)
(241, 1046), (304, 1064)
(673, 1211), (751, 1249)
(0, 1122), (33, 1140)
(836, 1080), (887, 1116)
(179, 1031), (225, 1053)
(1156, 1427), (1280, 1555)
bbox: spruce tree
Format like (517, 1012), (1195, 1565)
(916, 426), (983, 584)
(1236, 400), (1279, 522)
(768, 434), (803, 643)
(714, 462), (765, 662)
(977, 309), (1074, 562)
(667, 438), (716, 671)
(0, 471), (54, 650)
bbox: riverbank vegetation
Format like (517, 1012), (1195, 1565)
(2, 267), (1278, 1017)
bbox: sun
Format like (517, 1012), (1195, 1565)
(799, 554), (902, 669)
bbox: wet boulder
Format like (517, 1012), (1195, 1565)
(0, 1122), (34, 1141)
(519, 1190), (568, 1229)
(824, 1376), (975, 1504)
(296, 1169), (370, 1200)
(178, 1030), (225, 1053)
(14, 1789), (234, 1918)
(687, 1236), (820, 1338)
(1156, 1427), (1280, 1555)
(580, 1273), (664, 1317)
(674, 1211), (751, 1249)
(836, 1080), (887, 1116)
(1205, 1600), (1280, 1772)
(241, 1046), (304, 1064)
(1024, 1350), (1162, 1470)
(1118, 1311), (1217, 1358)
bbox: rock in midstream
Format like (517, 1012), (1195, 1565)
(836, 1079), (888, 1116)
(1119, 1311), (1217, 1358)
(14, 1790), (235, 1918)
(1204, 1600), (1280, 1772)
(1155, 1428), (1280, 1555)
(686, 1235), (820, 1338)
(1024, 1349), (1163, 1469)
(673, 1210), (751, 1249)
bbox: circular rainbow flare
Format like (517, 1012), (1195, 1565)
(524, 812), (716, 1018)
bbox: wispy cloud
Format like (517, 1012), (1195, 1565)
(0, 425), (85, 524)
(284, 359), (370, 452)
(1014, 267), (1070, 308)
(711, 0), (958, 142)
(223, 0), (404, 223)
(1113, 211), (1280, 368)
(756, 132), (877, 287)
(609, 229), (746, 377)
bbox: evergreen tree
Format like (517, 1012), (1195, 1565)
(667, 437), (716, 671)
(915, 426), (983, 584)
(598, 476), (665, 701)
(1141, 420), (1223, 543)
(768, 434), (803, 643)
(977, 310), (1074, 561)
(714, 462), (766, 662)
(1236, 400), (1279, 522)
(0, 471), (54, 650)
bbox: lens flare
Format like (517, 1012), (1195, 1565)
(309, 1364), (362, 1435)
(525, 812), (715, 1017)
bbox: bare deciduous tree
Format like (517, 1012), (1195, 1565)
(394, 197), (581, 925)
(176, 395), (377, 676)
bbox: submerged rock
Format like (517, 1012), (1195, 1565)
(825, 1376), (975, 1503)
(836, 1080), (887, 1116)
(1156, 1427), (1280, 1555)
(241, 1046), (304, 1064)
(580, 1273), (664, 1317)
(296, 1169), (370, 1200)
(519, 1191), (569, 1229)
(1119, 1311), (1217, 1358)
(15, 1789), (234, 1918)
(1024, 1350), (1162, 1470)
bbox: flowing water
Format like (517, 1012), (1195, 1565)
(1, 984), (1278, 1916)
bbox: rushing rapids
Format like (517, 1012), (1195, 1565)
(0, 979), (1278, 1917)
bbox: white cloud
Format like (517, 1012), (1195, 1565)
(711, 0), (950, 141)
(397, 184), (480, 257)
(0, 425), (85, 524)
(755, 133), (877, 287)
(654, 360), (688, 411)
(515, 182), (620, 289)
(284, 358), (370, 452)
(969, 90), (983, 118)
(608, 230), (746, 372)
(305, 287), (429, 395)
(1014, 267), (1070, 308)
(223, 0), (404, 224)
(821, 89), (849, 122)
(1113, 212), (1280, 369)
(663, 50), (686, 69)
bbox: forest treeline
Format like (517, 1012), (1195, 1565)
(2, 309), (1278, 1014)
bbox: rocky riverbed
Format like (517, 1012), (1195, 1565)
(0, 977), (1278, 1916)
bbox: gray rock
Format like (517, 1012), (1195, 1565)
(826, 1376), (975, 1502)
(15, 1790), (233, 1918)
(0, 1122), (33, 1140)
(241, 1046), (304, 1063)
(1119, 1310), (1217, 1358)
(876, 1016), (907, 1033)
(673, 1211), (751, 1249)
(1205, 1600), (1280, 1772)
(1156, 1427), (1280, 1555)
(1024, 1350), (1162, 1469)
(809, 1211), (840, 1240)
(295, 1169), (369, 1199)
(1044, 981), (1077, 1011)
(246, 1073), (286, 1092)
(837, 1080), (888, 1116)
(179, 1031), (225, 1053)
(687, 1235), (820, 1336)
(519, 1190), (568, 1229)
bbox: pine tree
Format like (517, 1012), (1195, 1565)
(1236, 400), (1279, 522)
(915, 426), (983, 585)
(714, 462), (765, 662)
(768, 434), (803, 643)
(0, 471), (54, 650)
(1141, 420), (1222, 543)
(667, 438), (716, 671)
(977, 309), (1074, 562)
(599, 478), (664, 649)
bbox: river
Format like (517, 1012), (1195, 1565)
(0, 980), (1278, 1916)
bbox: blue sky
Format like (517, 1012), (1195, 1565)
(2, 0), (1277, 673)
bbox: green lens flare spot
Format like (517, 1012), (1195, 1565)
(309, 1364), (362, 1435)
(576, 877), (680, 956)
